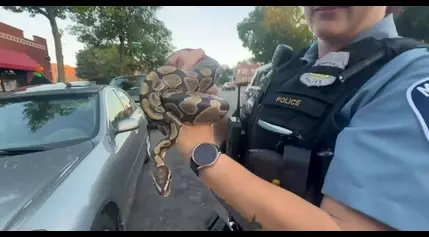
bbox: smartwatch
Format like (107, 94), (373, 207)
(190, 143), (221, 176)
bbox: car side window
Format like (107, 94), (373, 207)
(114, 89), (137, 119)
(105, 90), (126, 128)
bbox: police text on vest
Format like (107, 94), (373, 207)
(276, 97), (301, 106)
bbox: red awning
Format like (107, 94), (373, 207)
(0, 48), (40, 72)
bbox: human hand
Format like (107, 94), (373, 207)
(167, 48), (220, 96)
(167, 48), (206, 70)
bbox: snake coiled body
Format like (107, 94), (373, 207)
(139, 60), (229, 197)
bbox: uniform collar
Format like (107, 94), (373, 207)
(301, 14), (399, 64)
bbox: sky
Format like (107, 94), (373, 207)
(0, 6), (254, 68)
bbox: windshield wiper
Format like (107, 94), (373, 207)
(0, 147), (50, 156)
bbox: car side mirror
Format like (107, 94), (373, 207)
(116, 118), (140, 134)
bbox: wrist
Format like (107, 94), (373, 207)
(176, 124), (216, 159)
(178, 138), (216, 160)
(198, 153), (229, 178)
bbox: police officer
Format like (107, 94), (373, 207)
(169, 6), (429, 230)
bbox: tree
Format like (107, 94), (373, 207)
(75, 45), (134, 84)
(395, 6), (429, 43)
(237, 6), (314, 63)
(3, 6), (68, 82)
(69, 6), (173, 74)
(217, 66), (234, 86)
(263, 7), (315, 46)
(130, 22), (175, 72)
(238, 59), (257, 65)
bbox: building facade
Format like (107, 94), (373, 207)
(234, 63), (260, 85)
(51, 64), (81, 82)
(0, 22), (52, 91)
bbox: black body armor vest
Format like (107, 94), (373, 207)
(245, 37), (428, 205)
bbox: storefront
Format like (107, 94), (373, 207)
(0, 70), (27, 92)
(0, 22), (52, 92)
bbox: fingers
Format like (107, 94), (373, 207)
(167, 48), (206, 70)
(183, 48), (205, 69)
(167, 51), (181, 67)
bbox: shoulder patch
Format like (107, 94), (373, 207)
(407, 77), (429, 142)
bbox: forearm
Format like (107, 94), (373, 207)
(200, 154), (341, 231)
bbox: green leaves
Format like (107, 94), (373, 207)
(217, 66), (234, 86)
(69, 6), (173, 77)
(75, 45), (134, 83)
(237, 6), (314, 63)
(2, 5), (173, 82)
(395, 7), (429, 43)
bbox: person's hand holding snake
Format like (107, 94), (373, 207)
(166, 49), (220, 159)
(140, 48), (229, 197)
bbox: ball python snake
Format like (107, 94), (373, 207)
(139, 54), (230, 197)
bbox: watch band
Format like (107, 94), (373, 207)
(190, 152), (221, 176)
(189, 158), (200, 176)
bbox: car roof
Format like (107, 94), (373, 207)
(0, 81), (106, 99)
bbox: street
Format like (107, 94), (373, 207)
(127, 87), (244, 231)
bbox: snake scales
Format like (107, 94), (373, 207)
(139, 53), (229, 197)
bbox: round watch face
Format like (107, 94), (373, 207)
(193, 143), (218, 166)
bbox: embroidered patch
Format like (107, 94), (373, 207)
(406, 77), (429, 142)
(299, 73), (337, 87)
(299, 51), (350, 87)
(314, 51), (350, 69)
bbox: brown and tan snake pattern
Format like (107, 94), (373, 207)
(139, 63), (229, 197)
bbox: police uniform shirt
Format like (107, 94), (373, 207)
(302, 14), (429, 230)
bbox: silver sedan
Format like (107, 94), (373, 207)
(0, 83), (151, 231)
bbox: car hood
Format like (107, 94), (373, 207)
(0, 141), (94, 230)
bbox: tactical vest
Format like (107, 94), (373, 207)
(244, 37), (429, 206)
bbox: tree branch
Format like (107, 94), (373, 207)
(34, 7), (49, 18)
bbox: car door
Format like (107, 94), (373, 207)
(105, 89), (138, 200)
(112, 89), (147, 189)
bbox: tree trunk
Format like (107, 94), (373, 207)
(46, 9), (66, 83)
(119, 36), (125, 75)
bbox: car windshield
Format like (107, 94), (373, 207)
(0, 93), (99, 150)
(109, 75), (146, 97)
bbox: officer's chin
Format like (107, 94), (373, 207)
(313, 25), (352, 43)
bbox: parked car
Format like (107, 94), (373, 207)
(241, 63), (272, 119)
(0, 81), (151, 231)
(108, 74), (158, 130)
(221, 82), (236, 91)
(109, 74), (146, 104)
